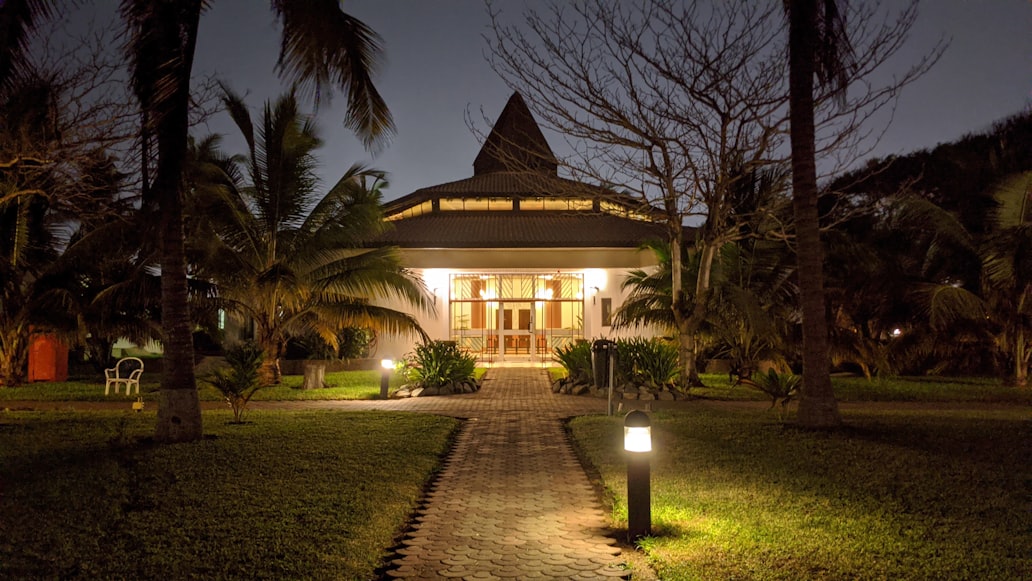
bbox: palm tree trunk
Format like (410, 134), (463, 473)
(1015, 328), (1028, 388)
(258, 356), (282, 386)
(0, 324), (28, 387)
(151, 2), (203, 443)
(788, 0), (842, 428)
(671, 230), (705, 387)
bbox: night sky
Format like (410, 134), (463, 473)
(68, 1), (1032, 202)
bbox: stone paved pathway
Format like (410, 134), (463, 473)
(381, 368), (630, 580)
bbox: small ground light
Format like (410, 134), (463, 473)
(624, 410), (652, 452)
(380, 359), (393, 400)
(624, 410), (652, 540)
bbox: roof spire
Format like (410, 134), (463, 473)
(473, 92), (558, 175)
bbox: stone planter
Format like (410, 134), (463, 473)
(392, 378), (483, 398)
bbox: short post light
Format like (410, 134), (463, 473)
(380, 359), (394, 400)
(624, 410), (652, 541)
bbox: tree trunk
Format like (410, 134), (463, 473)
(301, 362), (326, 389)
(85, 337), (115, 373)
(259, 356), (282, 386)
(671, 232), (704, 387)
(151, 2), (204, 444)
(788, 0), (842, 429)
(1014, 328), (1028, 388)
(0, 326), (28, 387)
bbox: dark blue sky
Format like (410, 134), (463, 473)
(73, 1), (1032, 201)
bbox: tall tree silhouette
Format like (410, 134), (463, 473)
(786, 0), (850, 428)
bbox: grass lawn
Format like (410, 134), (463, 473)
(0, 370), (413, 402)
(571, 404), (1032, 580)
(691, 374), (1032, 405)
(0, 409), (458, 580)
(0, 368), (492, 403)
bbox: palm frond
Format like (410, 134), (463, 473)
(912, 283), (987, 332)
(271, 0), (394, 151)
(0, 0), (57, 91)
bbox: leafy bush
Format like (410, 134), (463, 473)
(403, 340), (477, 389)
(553, 341), (593, 383)
(201, 342), (264, 422)
(742, 369), (801, 417)
(616, 337), (680, 388)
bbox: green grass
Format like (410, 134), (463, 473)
(571, 405), (1032, 580)
(691, 374), (1032, 404)
(0, 370), (407, 402)
(0, 409), (458, 580)
(1, 368), (495, 403)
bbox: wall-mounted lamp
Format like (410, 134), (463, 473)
(432, 288), (439, 305)
(624, 410), (652, 540)
(380, 359), (394, 400)
(592, 286), (600, 305)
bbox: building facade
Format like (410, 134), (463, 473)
(376, 93), (668, 364)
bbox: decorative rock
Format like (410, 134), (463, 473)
(571, 383), (590, 396)
(422, 386), (440, 396)
(395, 389), (412, 398)
(639, 392), (656, 401)
(409, 387), (424, 398)
(657, 391), (675, 401)
(622, 392), (638, 400)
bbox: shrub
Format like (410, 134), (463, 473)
(403, 340), (477, 389)
(553, 341), (593, 383)
(616, 337), (680, 389)
(202, 342), (264, 422)
(742, 369), (801, 418)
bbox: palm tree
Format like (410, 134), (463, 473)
(980, 225), (1032, 386)
(617, 238), (796, 383)
(786, 0), (850, 428)
(4, 1), (393, 441)
(827, 111), (1032, 384)
(191, 89), (428, 385)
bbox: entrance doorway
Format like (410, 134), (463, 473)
(450, 273), (585, 363)
(499, 301), (534, 356)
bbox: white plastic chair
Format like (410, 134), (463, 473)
(105, 357), (144, 395)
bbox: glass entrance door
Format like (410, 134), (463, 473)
(498, 301), (534, 357)
(450, 273), (585, 362)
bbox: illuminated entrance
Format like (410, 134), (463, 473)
(450, 273), (584, 361)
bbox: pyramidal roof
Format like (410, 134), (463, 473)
(473, 92), (558, 176)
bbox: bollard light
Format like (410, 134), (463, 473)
(624, 410), (652, 541)
(379, 359), (393, 400)
(624, 410), (652, 452)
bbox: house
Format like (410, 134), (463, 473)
(375, 93), (668, 365)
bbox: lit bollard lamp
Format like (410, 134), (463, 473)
(624, 410), (652, 541)
(380, 359), (394, 400)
